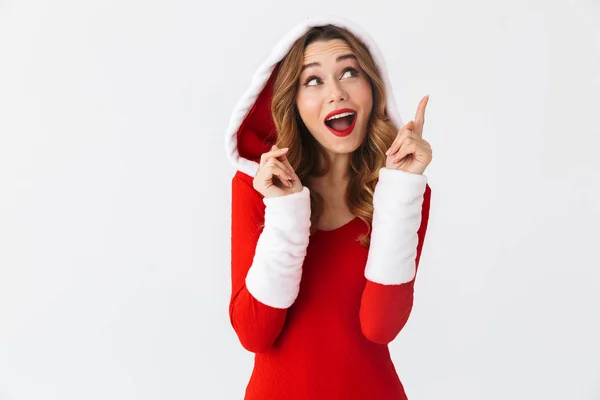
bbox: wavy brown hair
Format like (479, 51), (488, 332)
(271, 25), (398, 247)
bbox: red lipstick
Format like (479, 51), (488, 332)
(323, 108), (357, 137)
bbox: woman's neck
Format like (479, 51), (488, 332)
(307, 152), (351, 198)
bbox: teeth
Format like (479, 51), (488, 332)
(327, 112), (355, 121)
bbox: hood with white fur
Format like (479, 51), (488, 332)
(224, 15), (404, 177)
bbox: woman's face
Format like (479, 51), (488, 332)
(296, 39), (373, 157)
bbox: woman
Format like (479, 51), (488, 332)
(225, 15), (433, 400)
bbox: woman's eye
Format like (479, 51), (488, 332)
(342, 68), (358, 79)
(304, 76), (321, 86)
(303, 69), (357, 87)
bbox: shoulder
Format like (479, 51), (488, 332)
(232, 170), (265, 215)
(232, 170), (254, 187)
(232, 171), (259, 196)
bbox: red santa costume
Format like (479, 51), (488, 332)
(225, 15), (432, 400)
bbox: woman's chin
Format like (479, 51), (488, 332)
(325, 137), (364, 156)
(309, 125), (366, 154)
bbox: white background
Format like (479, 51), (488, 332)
(1, 0), (599, 399)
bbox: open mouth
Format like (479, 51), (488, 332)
(324, 111), (357, 137)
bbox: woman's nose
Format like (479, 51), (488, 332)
(328, 81), (348, 103)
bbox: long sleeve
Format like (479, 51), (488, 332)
(229, 172), (311, 353)
(359, 167), (431, 345)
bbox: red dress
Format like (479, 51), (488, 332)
(230, 171), (431, 399)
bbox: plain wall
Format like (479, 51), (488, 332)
(1, 0), (599, 399)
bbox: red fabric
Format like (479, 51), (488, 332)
(230, 171), (432, 400)
(236, 66), (279, 165)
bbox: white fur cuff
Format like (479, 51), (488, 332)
(364, 168), (427, 285)
(245, 187), (312, 309)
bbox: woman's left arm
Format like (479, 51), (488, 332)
(359, 173), (431, 344)
(359, 95), (433, 345)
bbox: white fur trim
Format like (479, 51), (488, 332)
(364, 168), (427, 285)
(245, 187), (312, 308)
(224, 15), (404, 176)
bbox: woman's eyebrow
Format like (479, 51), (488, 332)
(301, 54), (357, 72)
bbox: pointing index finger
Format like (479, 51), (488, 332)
(414, 95), (429, 136)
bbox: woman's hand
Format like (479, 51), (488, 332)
(253, 145), (303, 198)
(385, 95), (433, 175)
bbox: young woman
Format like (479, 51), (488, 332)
(225, 15), (433, 400)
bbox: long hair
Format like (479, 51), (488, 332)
(271, 25), (398, 247)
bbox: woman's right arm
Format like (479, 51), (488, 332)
(229, 171), (311, 353)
